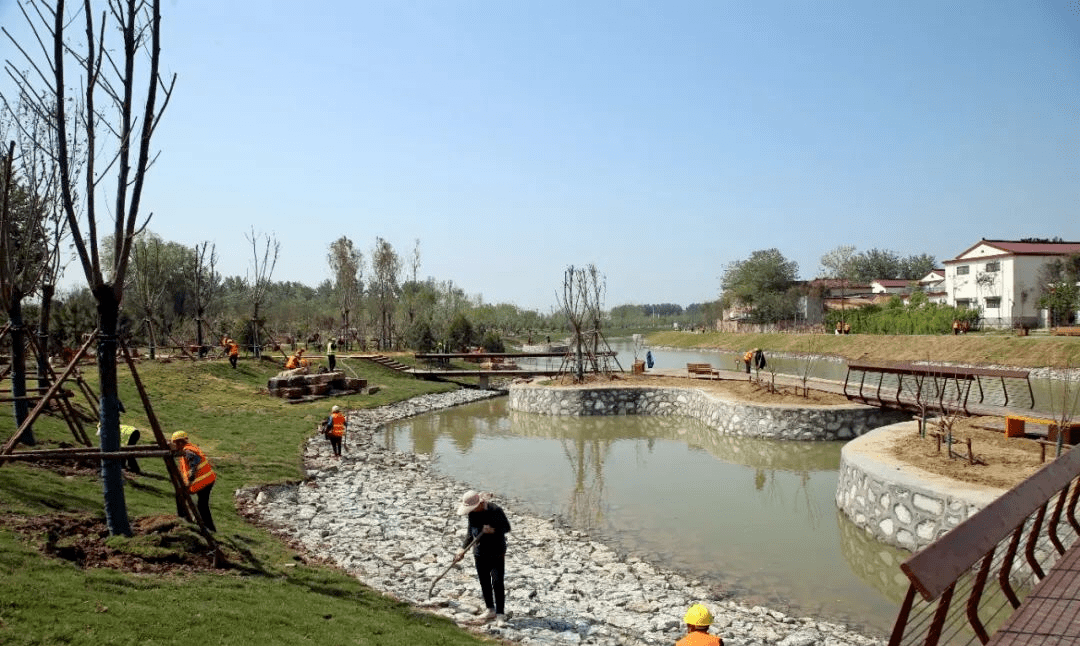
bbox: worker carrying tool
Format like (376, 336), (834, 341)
(453, 490), (511, 623)
(676, 604), (724, 646)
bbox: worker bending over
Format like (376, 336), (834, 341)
(171, 431), (217, 532)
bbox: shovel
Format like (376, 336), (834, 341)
(429, 533), (481, 597)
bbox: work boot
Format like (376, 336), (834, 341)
(479, 608), (496, 621)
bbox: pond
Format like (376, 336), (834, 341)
(378, 396), (912, 637)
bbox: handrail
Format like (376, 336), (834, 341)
(889, 446), (1080, 646)
(901, 447), (1080, 601)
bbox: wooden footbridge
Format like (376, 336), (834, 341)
(842, 360), (1036, 418)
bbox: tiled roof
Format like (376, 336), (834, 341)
(953, 239), (1080, 259)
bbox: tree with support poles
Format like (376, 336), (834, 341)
(3, 0), (176, 536)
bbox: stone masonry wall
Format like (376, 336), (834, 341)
(835, 420), (1001, 552)
(507, 383), (908, 441)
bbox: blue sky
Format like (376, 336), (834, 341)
(3, 1), (1079, 311)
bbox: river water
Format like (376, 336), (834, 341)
(376, 340), (1071, 636)
(378, 397), (911, 637)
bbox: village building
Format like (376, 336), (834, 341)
(943, 239), (1080, 329)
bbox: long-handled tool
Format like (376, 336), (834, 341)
(429, 533), (481, 597)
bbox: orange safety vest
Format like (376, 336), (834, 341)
(743, 351), (753, 363)
(179, 443), (216, 493)
(330, 412), (346, 438)
(676, 630), (723, 646)
(228, 342), (239, 357)
(285, 355), (299, 369)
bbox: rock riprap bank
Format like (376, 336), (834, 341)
(238, 389), (885, 646)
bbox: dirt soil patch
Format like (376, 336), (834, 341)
(886, 416), (1050, 490)
(546, 373), (852, 405)
(4, 512), (223, 574)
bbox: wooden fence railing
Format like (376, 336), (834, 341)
(888, 446), (1080, 646)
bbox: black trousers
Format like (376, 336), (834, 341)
(473, 550), (506, 614)
(328, 434), (342, 456)
(328, 355), (336, 371)
(177, 482), (216, 532)
(126, 429), (142, 474)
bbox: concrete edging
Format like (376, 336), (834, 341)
(507, 381), (908, 441)
(835, 420), (1004, 552)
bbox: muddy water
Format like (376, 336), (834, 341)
(378, 398), (911, 636)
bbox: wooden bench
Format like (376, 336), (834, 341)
(686, 363), (718, 379)
(889, 447), (1080, 646)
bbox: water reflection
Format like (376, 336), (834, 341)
(379, 398), (902, 635)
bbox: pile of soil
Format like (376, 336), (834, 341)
(4, 512), (222, 573)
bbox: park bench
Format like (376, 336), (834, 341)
(686, 363), (718, 379)
(888, 445), (1080, 646)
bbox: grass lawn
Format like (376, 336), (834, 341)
(0, 355), (493, 646)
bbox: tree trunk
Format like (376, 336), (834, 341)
(9, 295), (35, 446)
(195, 310), (205, 357)
(37, 284), (54, 393)
(95, 285), (132, 536)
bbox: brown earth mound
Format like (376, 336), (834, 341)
(5, 513), (222, 574)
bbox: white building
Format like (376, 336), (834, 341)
(917, 269), (948, 304)
(943, 239), (1080, 328)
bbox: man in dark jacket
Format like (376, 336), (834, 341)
(454, 490), (511, 622)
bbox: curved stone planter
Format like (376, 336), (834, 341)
(508, 382), (908, 441)
(835, 420), (1004, 552)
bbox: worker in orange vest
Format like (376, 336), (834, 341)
(222, 337), (239, 368)
(676, 604), (724, 646)
(743, 350), (753, 375)
(171, 431), (217, 532)
(323, 405), (347, 457)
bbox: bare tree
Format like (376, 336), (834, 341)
(3, 0), (176, 535)
(820, 244), (856, 332)
(327, 236), (362, 350)
(1, 93), (73, 401)
(245, 228), (279, 359)
(127, 232), (169, 358)
(558, 264), (605, 382)
(189, 241), (217, 357)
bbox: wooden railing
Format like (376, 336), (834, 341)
(888, 446), (1080, 645)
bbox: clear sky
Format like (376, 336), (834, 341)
(3, 1), (1079, 311)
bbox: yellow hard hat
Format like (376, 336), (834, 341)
(683, 603), (712, 627)
(170, 431), (189, 442)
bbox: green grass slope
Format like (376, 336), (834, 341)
(0, 356), (489, 646)
(647, 330), (1080, 369)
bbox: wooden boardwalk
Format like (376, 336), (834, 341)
(986, 543), (1080, 645)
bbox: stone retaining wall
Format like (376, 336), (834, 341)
(508, 383), (908, 441)
(835, 421), (1003, 552)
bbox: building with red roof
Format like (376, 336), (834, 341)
(944, 239), (1080, 328)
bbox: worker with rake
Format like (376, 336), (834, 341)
(453, 490), (511, 623)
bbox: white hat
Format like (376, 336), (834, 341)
(456, 490), (489, 515)
(331, 405), (340, 413)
